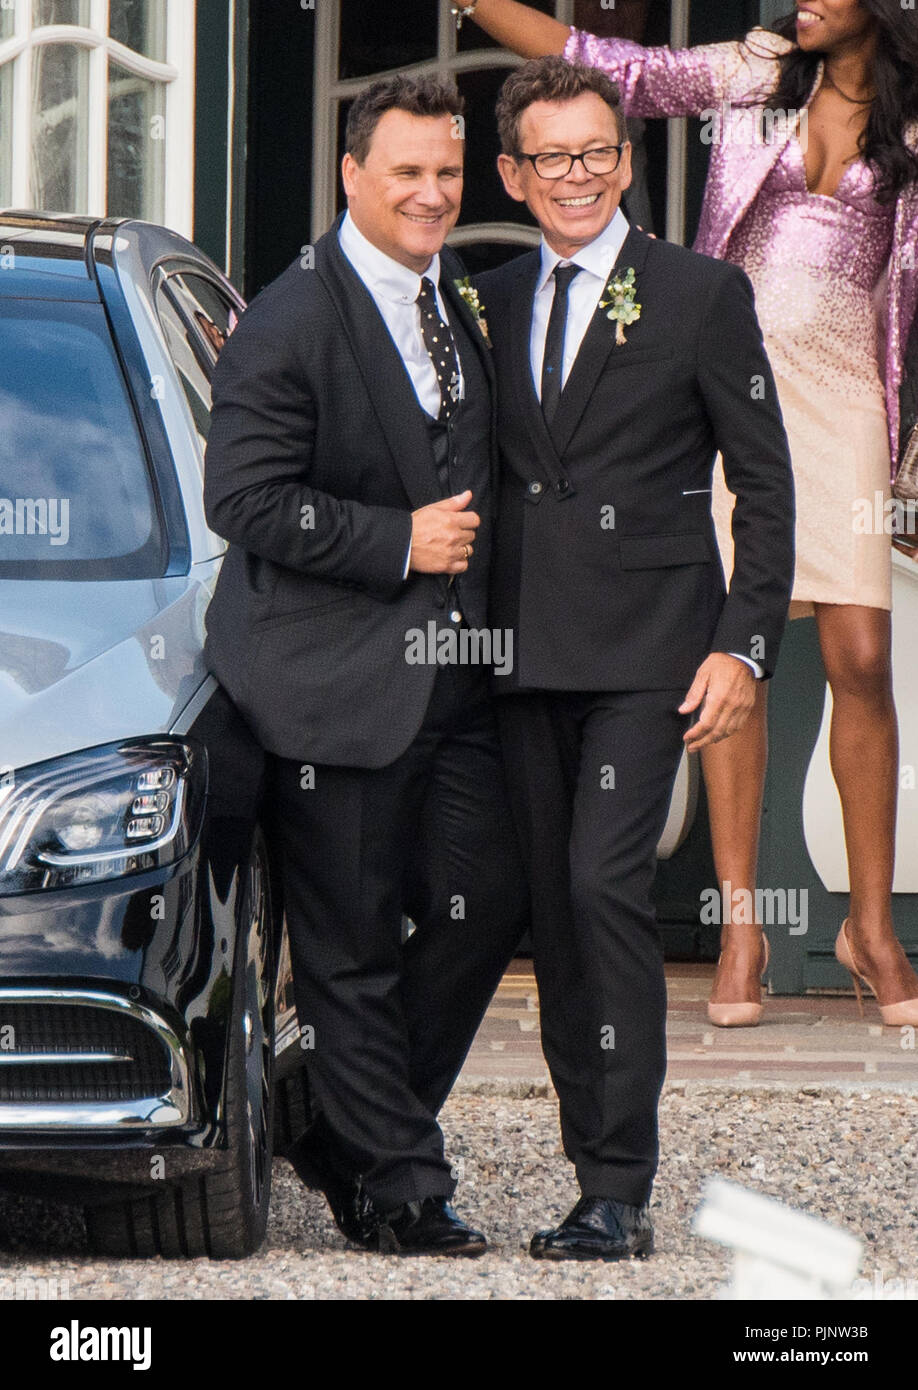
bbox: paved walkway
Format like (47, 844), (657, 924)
(458, 960), (918, 1092)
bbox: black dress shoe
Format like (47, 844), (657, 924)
(530, 1196), (654, 1261)
(286, 1127), (379, 1247)
(372, 1196), (487, 1257)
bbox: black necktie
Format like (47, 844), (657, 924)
(417, 276), (461, 423)
(540, 263), (581, 424)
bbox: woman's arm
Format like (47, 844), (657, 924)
(453, 0), (772, 119)
(453, 0), (569, 56)
(564, 28), (743, 117)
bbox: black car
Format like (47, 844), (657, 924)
(0, 212), (306, 1258)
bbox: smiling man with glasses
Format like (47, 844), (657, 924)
(476, 57), (795, 1262)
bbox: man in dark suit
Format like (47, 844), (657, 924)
(202, 75), (525, 1256)
(477, 57), (795, 1260)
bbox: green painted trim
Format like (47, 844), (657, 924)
(760, 618), (918, 995)
(193, 0), (231, 274)
(243, 0), (315, 298)
(228, 0), (250, 288)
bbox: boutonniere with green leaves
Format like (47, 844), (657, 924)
(599, 266), (642, 346)
(455, 277), (492, 348)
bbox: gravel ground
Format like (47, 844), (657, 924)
(1, 1087), (916, 1301)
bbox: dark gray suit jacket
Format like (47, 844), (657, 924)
(203, 221), (496, 767)
(477, 227), (795, 692)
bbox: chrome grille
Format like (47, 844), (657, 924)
(0, 1003), (171, 1102)
(0, 989), (192, 1127)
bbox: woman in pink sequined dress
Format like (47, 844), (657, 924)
(451, 0), (918, 1025)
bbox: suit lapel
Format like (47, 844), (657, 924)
(507, 251), (569, 489)
(549, 226), (652, 458)
(440, 253), (495, 390)
(709, 63), (824, 260)
(315, 223), (440, 511)
(710, 139), (786, 260)
(440, 253), (500, 501)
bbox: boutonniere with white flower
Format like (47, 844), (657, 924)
(599, 266), (642, 345)
(455, 277), (492, 348)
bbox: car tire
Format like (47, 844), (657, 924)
(84, 828), (275, 1259)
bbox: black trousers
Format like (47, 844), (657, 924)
(266, 664), (526, 1209)
(497, 688), (689, 1207)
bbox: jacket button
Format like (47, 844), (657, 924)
(528, 481), (543, 496)
(450, 610), (463, 624)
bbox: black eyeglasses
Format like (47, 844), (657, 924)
(516, 145), (626, 180)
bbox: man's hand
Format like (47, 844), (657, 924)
(679, 652), (756, 753)
(409, 490), (480, 574)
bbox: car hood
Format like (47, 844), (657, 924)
(0, 564), (219, 770)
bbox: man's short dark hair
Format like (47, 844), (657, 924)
(496, 56), (627, 156)
(345, 75), (465, 165)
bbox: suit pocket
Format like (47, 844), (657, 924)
(603, 347), (676, 370)
(619, 532), (714, 569)
(252, 593), (355, 631)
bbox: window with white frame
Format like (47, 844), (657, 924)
(312, 1), (701, 267)
(312, 0), (579, 268)
(0, 0), (195, 234)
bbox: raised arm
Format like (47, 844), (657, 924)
(453, 0), (775, 120)
(452, 0), (569, 57)
(562, 28), (752, 119)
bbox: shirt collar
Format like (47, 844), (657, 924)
(339, 211), (440, 305)
(536, 207), (631, 295)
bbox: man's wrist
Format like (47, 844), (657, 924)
(727, 651), (764, 680)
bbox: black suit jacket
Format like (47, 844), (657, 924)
(477, 227), (795, 692)
(203, 219), (497, 767)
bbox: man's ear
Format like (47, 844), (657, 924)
(497, 153), (528, 205)
(618, 141), (634, 196)
(341, 152), (358, 199)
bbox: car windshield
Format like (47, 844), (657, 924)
(0, 299), (163, 579)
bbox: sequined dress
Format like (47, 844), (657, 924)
(715, 138), (896, 612)
(562, 24), (918, 615)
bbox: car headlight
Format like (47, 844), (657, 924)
(0, 739), (206, 895)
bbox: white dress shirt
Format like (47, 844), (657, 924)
(339, 212), (468, 579)
(530, 206), (630, 398)
(338, 211), (463, 419)
(530, 210), (762, 680)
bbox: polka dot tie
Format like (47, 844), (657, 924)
(417, 276), (461, 423)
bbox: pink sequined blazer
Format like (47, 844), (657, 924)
(564, 25), (918, 476)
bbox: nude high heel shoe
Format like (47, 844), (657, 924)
(835, 918), (918, 1027)
(707, 934), (770, 1028)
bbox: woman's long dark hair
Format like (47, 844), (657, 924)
(752, 3), (918, 202)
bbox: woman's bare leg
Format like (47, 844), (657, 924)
(815, 603), (918, 1003)
(702, 682), (769, 1007)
